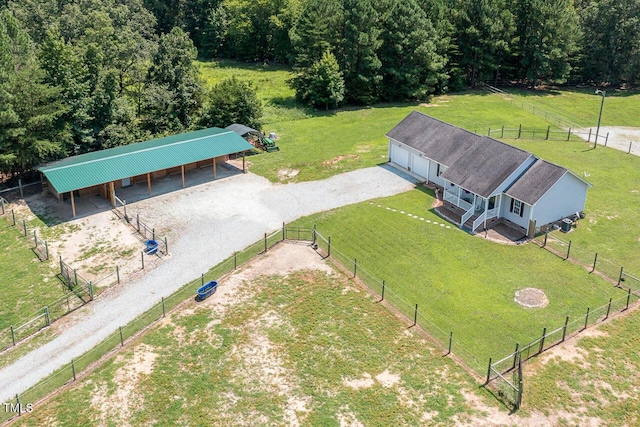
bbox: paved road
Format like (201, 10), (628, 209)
(0, 165), (416, 403)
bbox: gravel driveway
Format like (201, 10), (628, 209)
(0, 165), (416, 403)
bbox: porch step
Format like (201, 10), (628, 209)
(462, 214), (480, 233)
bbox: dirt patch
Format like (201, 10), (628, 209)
(322, 154), (360, 166)
(90, 343), (158, 425)
(278, 169), (300, 181)
(514, 288), (549, 308)
(343, 373), (375, 390)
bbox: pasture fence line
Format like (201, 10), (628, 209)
(312, 228), (485, 375)
(484, 124), (611, 145)
(534, 232), (640, 295)
(112, 196), (169, 257)
(0, 223), (299, 423)
(486, 288), (639, 409)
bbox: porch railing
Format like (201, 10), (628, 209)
(444, 189), (473, 211)
(461, 206), (475, 227)
(472, 207), (500, 231)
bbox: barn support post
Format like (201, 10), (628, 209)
(562, 316), (569, 341)
(109, 181), (115, 206)
(242, 151), (246, 173)
(181, 165), (185, 187)
(538, 327), (546, 354)
(70, 191), (76, 217)
(146, 173), (151, 195)
(18, 179), (23, 198)
(605, 298), (612, 319)
(213, 157), (217, 178)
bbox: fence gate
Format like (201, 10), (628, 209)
(486, 352), (523, 410)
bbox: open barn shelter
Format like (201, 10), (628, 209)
(38, 127), (254, 217)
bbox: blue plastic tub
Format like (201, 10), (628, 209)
(197, 281), (218, 300)
(145, 239), (158, 255)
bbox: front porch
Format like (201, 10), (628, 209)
(439, 183), (500, 232)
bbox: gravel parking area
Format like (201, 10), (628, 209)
(0, 165), (416, 402)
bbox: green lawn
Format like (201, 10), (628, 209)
(0, 219), (60, 333)
(291, 189), (626, 372)
(15, 269), (485, 426)
(524, 306), (640, 425)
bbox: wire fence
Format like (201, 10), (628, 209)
(113, 196), (169, 257)
(312, 229), (485, 375)
(534, 232), (640, 294)
(0, 225), (292, 422)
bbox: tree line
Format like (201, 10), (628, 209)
(1, 0), (638, 178)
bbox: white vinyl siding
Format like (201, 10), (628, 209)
(531, 173), (589, 226)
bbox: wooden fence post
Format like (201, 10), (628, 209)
(517, 124), (522, 139)
(141, 251), (144, 269)
(592, 253), (598, 272)
(45, 306), (50, 326)
(353, 259), (357, 278)
(562, 316), (569, 341)
(566, 241), (571, 260)
(546, 125), (550, 140)
(567, 128), (572, 141)
(116, 265), (120, 284)
(605, 132), (609, 146)
(136, 213), (140, 232)
(282, 222), (285, 241)
(629, 141), (633, 154)
(485, 358), (492, 385)
(10, 326), (15, 346)
(312, 224), (317, 245)
(18, 179), (23, 198)
(119, 326), (124, 347)
(162, 297), (166, 318)
(328, 236), (331, 257)
(264, 232), (267, 252)
(605, 298), (612, 320)
(543, 232), (548, 247)
(448, 331), (453, 355)
(234, 252), (237, 270)
(71, 359), (76, 381)
(488, 127), (491, 136)
(22, 219), (27, 236)
(381, 280), (385, 301)
(587, 128), (592, 142)
(44, 240), (49, 260)
(413, 304), (418, 327)
(11, 209), (15, 225)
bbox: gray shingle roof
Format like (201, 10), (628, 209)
(441, 137), (532, 198)
(505, 160), (568, 205)
(386, 111), (477, 167)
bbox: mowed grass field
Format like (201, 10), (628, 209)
(13, 249), (485, 426)
(290, 189), (628, 371)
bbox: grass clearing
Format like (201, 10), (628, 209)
(0, 218), (61, 332)
(290, 189), (626, 371)
(523, 305), (640, 425)
(15, 247), (487, 426)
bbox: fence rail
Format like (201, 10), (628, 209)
(0, 224), (313, 423)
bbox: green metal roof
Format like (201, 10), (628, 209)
(38, 128), (254, 194)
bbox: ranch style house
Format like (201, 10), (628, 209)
(387, 111), (591, 236)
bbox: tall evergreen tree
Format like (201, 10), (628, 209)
(449, 0), (514, 87)
(378, 0), (446, 100)
(512, 0), (580, 87)
(341, 0), (382, 104)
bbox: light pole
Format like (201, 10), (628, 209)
(594, 89), (606, 148)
